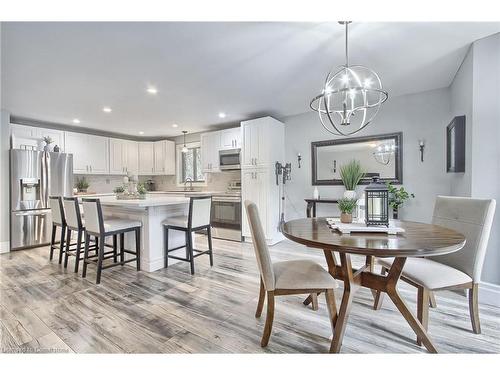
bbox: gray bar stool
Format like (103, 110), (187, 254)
(48, 196), (67, 264)
(81, 198), (142, 284)
(163, 196), (213, 274)
(62, 197), (98, 272)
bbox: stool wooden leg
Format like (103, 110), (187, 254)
(135, 228), (141, 271)
(64, 228), (71, 268)
(113, 234), (118, 263)
(82, 233), (90, 278)
(120, 233), (125, 266)
(187, 230), (195, 275)
(74, 230), (82, 273)
(207, 226), (214, 267)
(96, 235), (105, 284)
(164, 226), (169, 268)
(58, 226), (66, 264)
(49, 224), (56, 260)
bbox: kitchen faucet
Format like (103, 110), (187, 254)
(184, 177), (193, 191)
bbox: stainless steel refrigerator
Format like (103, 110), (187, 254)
(10, 150), (73, 250)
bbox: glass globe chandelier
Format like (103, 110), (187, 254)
(310, 21), (388, 136)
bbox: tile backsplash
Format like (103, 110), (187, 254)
(74, 170), (240, 193)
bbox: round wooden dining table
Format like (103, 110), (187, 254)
(281, 218), (466, 353)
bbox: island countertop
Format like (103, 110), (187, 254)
(95, 195), (189, 208)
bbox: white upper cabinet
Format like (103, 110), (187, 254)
(64, 132), (89, 174)
(65, 132), (109, 174)
(109, 138), (127, 175)
(11, 124), (65, 151)
(200, 131), (221, 172)
(125, 140), (139, 176)
(220, 127), (241, 150)
(154, 140), (175, 175)
(138, 142), (155, 175)
(241, 116), (284, 168)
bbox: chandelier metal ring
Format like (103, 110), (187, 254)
(310, 22), (388, 136)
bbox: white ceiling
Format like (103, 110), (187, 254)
(2, 22), (499, 137)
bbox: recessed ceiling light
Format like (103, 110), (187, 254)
(139, 131), (144, 135)
(218, 112), (226, 119)
(147, 87), (158, 95)
(103, 107), (112, 113)
(72, 119), (81, 124)
(172, 123), (178, 128)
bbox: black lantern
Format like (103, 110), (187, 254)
(365, 176), (389, 227)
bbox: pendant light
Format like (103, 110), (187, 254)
(181, 131), (188, 153)
(310, 21), (388, 136)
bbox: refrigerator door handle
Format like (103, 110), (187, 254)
(40, 152), (48, 207)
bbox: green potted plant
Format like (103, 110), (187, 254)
(386, 182), (415, 219)
(42, 136), (53, 152)
(75, 176), (90, 193)
(137, 182), (147, 199)
(113, 185), (125, 198)
(338, 198), (358, 224)
(339, 160), (365, 199)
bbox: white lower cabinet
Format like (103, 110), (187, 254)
(65, 132), (109, 174)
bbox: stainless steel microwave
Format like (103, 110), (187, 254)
(219, 148), (241, 170)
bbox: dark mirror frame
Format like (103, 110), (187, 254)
(311, 132), (403, 186)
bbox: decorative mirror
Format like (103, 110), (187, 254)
(311, 132), (403, 185)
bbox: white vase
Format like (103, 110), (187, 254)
(313, 187), (319, 199)
(343, 190), (356, 199)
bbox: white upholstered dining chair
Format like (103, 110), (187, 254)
(245, 200), (338, 348)
(374, 196), (496, 341)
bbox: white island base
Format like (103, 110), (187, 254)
(98, 196), (192, 272)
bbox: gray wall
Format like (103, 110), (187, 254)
(450, 47), (473, 197)
(470, 33), (500, 285)
(0, 109), (10, 252)
(281, 87), (452, 222)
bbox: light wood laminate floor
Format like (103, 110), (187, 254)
(1, 235), (499, 353)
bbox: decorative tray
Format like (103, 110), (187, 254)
(326, 218), (405, 235)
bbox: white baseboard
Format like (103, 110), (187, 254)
(479, 282), (500, 307)
(0, 241), (10, 254)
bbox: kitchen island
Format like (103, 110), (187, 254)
(96, 195), (191, 272)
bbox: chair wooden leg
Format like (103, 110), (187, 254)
(64, 228), (71, 268)
(310, 293), (319, 311)
(373, 267), (387, 310)
(255, 278), (266, 318)
(429, 291), (437, 308)
(417, 286), (430, 346)
(162, 227), (169, 269)
(207, 226), (214, 267)
(261, 291), (275, 347)
(469, 283), (481, 334)
(58, 225), (66, 264)
(82, 233), (90, 278)
(49, 224), (56, 260)
(96, 235), (105, 284)
(74, 230), (82, 273)
(120, 233), (125, 266)
(135, 228), (141, 271)
(325, 288), (338, 332)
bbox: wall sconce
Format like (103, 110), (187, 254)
(297, 153), (302, 168)
(419, 140), (425, 162)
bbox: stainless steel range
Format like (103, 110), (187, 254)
(211, 180), (242, 242)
